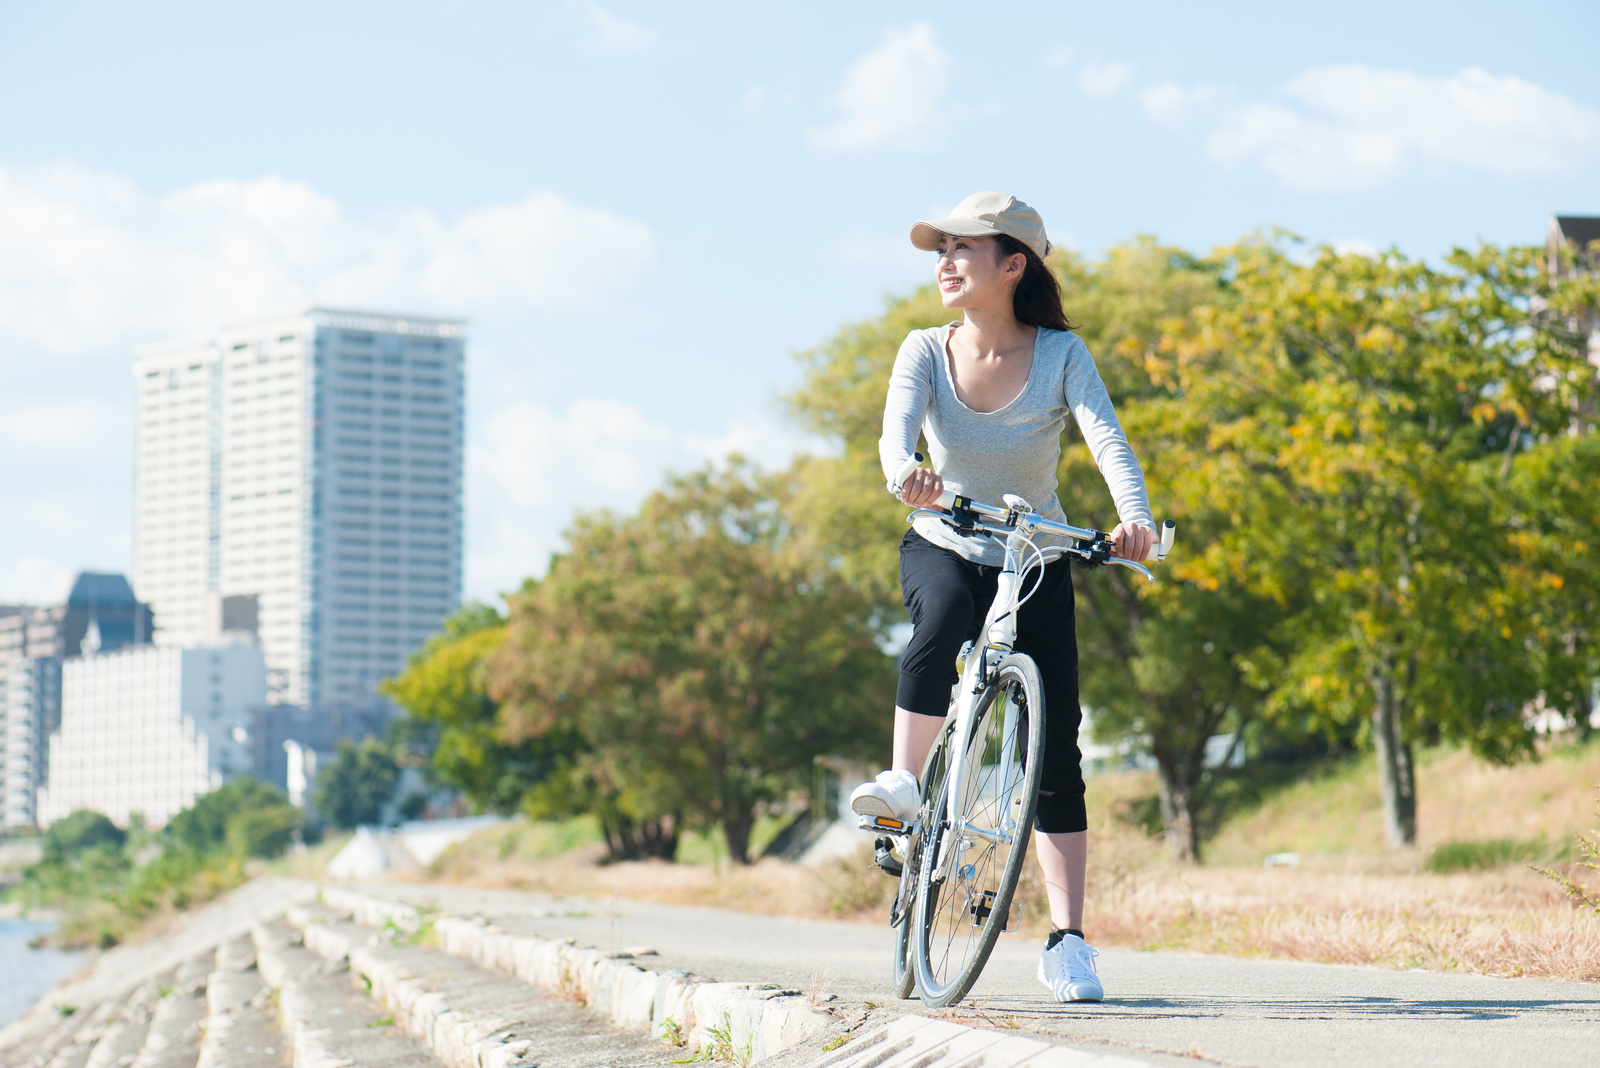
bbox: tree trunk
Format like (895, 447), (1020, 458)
(1154, 751), (1203, 864)
(635, 815), (680, 860)
(1370, 678), (1417, 849)
(723, 805), (756, 865)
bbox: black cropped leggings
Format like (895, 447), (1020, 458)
(896, 529), (1088, 834)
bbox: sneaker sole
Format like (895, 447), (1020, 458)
(850, 795), (901, 820)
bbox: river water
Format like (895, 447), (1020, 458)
(0, 918), (87, 1028)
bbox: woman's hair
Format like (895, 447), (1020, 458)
(993, 233), (1075, 332)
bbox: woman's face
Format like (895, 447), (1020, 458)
(934, 234), (1025, 310)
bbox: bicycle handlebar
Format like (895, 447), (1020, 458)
(891, 453), (1176, 580)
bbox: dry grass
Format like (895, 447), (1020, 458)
(1206, 742), (1600, 864)
(407, 743), (1600, 983)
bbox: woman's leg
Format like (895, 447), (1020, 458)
(893, 706), (946, 777)
(849, 532), (986, 821)
(1013, 558), (1088, 927)
(895, 530), (983, 767)
(1035, 830), (1087, 930)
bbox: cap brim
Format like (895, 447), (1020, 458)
(910, 219), (1003, 251)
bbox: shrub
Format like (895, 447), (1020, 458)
(225, 804), (301, 858)
(42, 810), (125, 861)
(1426, 838), (1549, 873)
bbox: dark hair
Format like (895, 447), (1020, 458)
(993, 233), (1075, 332)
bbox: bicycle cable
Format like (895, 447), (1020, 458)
(985, 528), (1049, 631)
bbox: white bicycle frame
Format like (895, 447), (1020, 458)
(888, 454), (1174, 885)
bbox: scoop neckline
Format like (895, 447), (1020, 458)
(940, 322), (1041, 416)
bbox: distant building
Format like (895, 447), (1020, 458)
(0, 573), (153, 830)
(244, 701), (393, 805)
(39, 639), (266, 828)
(1547, 215), (1600, 279)
(133, 307), (465, 707)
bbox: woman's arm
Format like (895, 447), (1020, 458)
(879, 332), (937, 492)
(1063, 337), (1156, 555)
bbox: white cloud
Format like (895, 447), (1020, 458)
(1140, 81), (1217, 127)
(464, 399), (824, 595)
(809, 22), (953, 152)
(0, 162), (658, 604)
(0, 163), (653, 357)
(573, 2), (659, 56)
(1078, 59), (1136, 99)
(1, 556), (76, 605)
(1208, 65), (1600, 190)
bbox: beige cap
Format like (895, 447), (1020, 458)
(910, 191), (1053, 261)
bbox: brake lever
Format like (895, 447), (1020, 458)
(1107, 557), (1155, 583)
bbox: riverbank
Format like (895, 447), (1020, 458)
(0, 917), (86, 1028)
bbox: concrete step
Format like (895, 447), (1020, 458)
(129, 956), (213, 1068)
(284, 903), (677, 1068)
(24, 986), (136, 1068)
(316, 885), (837, 1065)
(83, 973), (176, 1068)
(195, 937), (285, 1068)
(250, 920), (439, 1068)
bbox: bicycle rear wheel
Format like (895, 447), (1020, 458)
(912, 654), (1046, 1007)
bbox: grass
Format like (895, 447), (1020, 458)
(396, 737), (1600, 982)
(1425, 838), (1566, 873)
(1204, 740), (1600, 864)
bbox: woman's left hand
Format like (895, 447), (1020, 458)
(1110, 522), (1156, 562)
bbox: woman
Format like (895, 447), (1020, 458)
(849, 192), (1155, 1004)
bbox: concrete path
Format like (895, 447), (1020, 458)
(368, 883), (1600, 1068)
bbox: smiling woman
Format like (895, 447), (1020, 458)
(851, 190), (1158, 1007)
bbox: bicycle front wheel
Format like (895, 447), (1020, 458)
(912, 654), (1046, 1007)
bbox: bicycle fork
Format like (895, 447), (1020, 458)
(933, 565), (1025, 889)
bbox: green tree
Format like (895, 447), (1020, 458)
(381, 603), (569, 815)
(1159, 239), (1600, 847)
(224, 805), (301, 858)
(166, 777), (301, 858)
(311, 738), (401, 829)
(1042, 239), (1293, 862)
(490, 461), (894, 864)
(41, 810), (126, 862)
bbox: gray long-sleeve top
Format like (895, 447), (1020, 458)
(878, 324), (1154, 566)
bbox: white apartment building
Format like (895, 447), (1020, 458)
(134, 308), (465, 706)
(40, 641), (266, 828)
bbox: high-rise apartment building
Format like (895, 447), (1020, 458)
(133, 308), (465, 706)
(0, 573), (153, 829)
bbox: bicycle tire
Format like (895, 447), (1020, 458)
(889, 719), (952, 999)
(912, 653), (1046, 1007)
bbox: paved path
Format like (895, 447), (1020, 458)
(369, 883), (1600, 1068)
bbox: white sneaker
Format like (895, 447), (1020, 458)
(1037, 934), (1103, 1002)
(849, 770), (919, 823)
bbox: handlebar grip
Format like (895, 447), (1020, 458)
(1155, 520), (1177, 562)
(891, 452), (924, 492)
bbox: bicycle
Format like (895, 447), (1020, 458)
(865, 453), (1174, 1008)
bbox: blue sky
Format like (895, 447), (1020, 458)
(2, 0), (1597, 605)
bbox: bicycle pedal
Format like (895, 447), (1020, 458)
(858, 814), (910, 835)
(873, 836), (903, 877)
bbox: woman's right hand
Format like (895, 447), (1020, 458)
(898, 468), (946, 509)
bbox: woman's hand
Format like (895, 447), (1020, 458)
(898, 468), (946, 509)
(1110, 522), (1156, 562)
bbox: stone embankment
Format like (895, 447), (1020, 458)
(0, 878), (1139, 1068)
